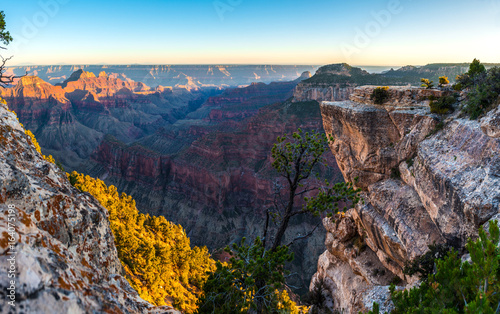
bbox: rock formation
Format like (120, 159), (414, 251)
(0, 72), (206, 170)
(6, 65), (318, 87)
(313, 86), (500, 313)
(0, 100), (178, 313)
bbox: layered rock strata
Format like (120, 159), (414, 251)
(313, 86), (500, 313)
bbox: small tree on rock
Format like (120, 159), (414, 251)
(197, 129), (361, 313)
(421, 78), (434, 89)
(438, 76), (449, 88)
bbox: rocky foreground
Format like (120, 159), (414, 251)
(313, 86), (500, 313)
(0, 101), (177, 313)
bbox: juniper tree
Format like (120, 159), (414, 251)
(197, 129), (361, 313)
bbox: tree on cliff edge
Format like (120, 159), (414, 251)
(0, 11), (24, 87)
(197, 129), (361, 313)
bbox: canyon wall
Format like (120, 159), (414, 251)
(85, 100), (344, 294)
(313, 86), (500, 313)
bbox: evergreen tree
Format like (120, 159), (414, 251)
(197, 129), (361, 313)
(375, 220), (500, 313)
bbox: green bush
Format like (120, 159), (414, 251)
(462, 67), (500, 119)
(389, 220), (500, 313)
(371, 86), (390, 105)
(429, 95), (457, 114)
(438, 76), (449, 87)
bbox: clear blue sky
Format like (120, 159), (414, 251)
(2, 0), (500, 66)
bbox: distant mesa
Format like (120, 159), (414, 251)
(18, 75), (45, 85)
(60, 69), (97, 88)
(299, 71), (312, 79)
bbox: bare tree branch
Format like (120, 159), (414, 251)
(285, 222), (321, 247)
(295, 186), (317, 196)
(0, 55), (26, 87)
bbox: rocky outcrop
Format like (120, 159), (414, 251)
(292, 64), (363, 103)
(481, 105), (500, 138)
(0, 100), (178, 313)
(314, 86), (500, 313)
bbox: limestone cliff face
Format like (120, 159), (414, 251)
(313, 86), (500, 313)
(0, 102), (178, 313)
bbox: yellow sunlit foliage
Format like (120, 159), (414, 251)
(68, 171), (215, 313)
(275, 290), (309, 313)
(24, 129), (56, 164)
(4, 98), (214, 312)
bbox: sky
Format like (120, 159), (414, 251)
(1, 0), (500, 66)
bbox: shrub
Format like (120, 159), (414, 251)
(403, 243), (451, 280)
(420, 78), (434, 89)
(429, 95), (457, 114)
(456, 58), (487, 90)
(462, 66), (500, 119)
(452, 82), (463, 91)
(389, 220), (500, 313)
(303, 278), (326, 308)
(438, 76), (449, 87)
(69, 171), (215, 313)
(468, 58), (486, 77)
(371, 86), (390, 105)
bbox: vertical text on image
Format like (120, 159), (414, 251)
(6, 204), (17, 307)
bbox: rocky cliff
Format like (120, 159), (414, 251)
(292, 63), (500, 104)
(0, 100), (178, 313)
(312, 86), (500, 313)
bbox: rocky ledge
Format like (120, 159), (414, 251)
(312, 86), (500, 313)
(0, 100), (178, 313)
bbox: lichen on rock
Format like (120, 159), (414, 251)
(0, 100), (178, 313)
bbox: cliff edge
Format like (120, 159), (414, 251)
(0, 99), (178, 313)
(313, 86), (500, 313)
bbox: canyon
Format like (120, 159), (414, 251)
(5, 65), (319, 89)
(2, 62), (497, 311)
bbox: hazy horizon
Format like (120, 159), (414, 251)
(2, 1), (500, 66)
